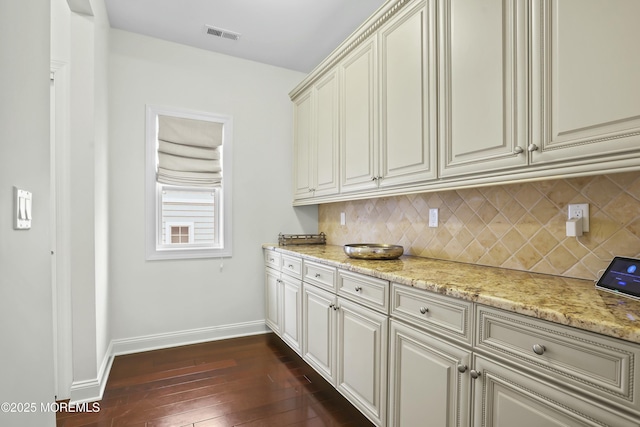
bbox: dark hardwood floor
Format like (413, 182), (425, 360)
(56, 333), (375, 427)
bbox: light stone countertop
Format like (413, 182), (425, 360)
(263, 244), (640, 344)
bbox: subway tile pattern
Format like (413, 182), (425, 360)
(319, 172), (640, 280)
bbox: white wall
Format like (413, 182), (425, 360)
(0, 0), (56, 425)
(51, 0), (111, 401)
(108, 30), (317, 346)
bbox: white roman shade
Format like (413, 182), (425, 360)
(157, 115), (223, 187)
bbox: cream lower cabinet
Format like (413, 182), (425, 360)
(269, 256), (640, 426)
(264, 250), (302, 355)
(280, 276), (302, 354)
(473, 354), (639, 427)
(388, 320), (471, 427)
(302, 266), (389, 427)
(302, 283), (336, 382)
(336, 298), (388, 426)
(389, 283), (640, 426)
(264, 267), (281, 335)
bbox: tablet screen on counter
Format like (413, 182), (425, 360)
(596, 256), (640, 300)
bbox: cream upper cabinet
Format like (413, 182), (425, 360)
(340, 38), (379, 193)
(314, 71), (340, 196)
(379, 0), (437, 187)
(292, 72), (340, 202)
(530, 0), (640, 166)
(292, 90), (313, 199)
(439, 0), (528, 178)
(290, 0), (640, 205)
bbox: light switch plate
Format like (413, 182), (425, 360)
(14, 186), (32, 230)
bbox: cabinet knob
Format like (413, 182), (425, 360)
(514, 146), (524, 154)
(333, 305), (339, 311)
(371, 176), (377, 181)
(315, 273), (321, 278)
(470, 370), (481, 379)
(419, 306), (429, 314)
(457, 364), (468, 373)
(355, 286), (362, 292)
(329, 303), (335, 309)
(532, 344), (546, 355)
(527, 143), (539, 152)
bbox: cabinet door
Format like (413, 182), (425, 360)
(336, 298), (388, 426)
(314, 71), (340, 197)
(293, 89), (313, 200)
(281, 276), (302, 355)
(302, 283), (336, 384)
(340, 38), (378, 193)
(379, 0), (437, 187)
(473, 354), (640, 427)
(439, 0), (528, 178)
(265, 268), (281, 334)
(388, 320), (470, 427)
(530, 0), (640, 166)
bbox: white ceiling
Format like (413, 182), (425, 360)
(104, 0), (388, 73)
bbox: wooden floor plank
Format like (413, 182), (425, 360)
(56, 333), (374, 427)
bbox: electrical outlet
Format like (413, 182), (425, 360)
(429, 208), (438, 228)
(567, 203), (589, 232)
(340, 212), (346, 226)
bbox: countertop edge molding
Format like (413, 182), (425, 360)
(263, 244), (640, 345)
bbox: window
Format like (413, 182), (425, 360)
(146, 105), (232, 260)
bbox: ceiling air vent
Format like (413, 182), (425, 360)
(205, 25), (241, 41)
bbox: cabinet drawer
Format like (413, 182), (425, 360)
(338, 270), (389, 313)
(264, 250), (281, 270)
(303, 260), (337, 292)
(476, 305), (640, 413)
(391, 283), (473, 345)
(281, 254), (302, 279)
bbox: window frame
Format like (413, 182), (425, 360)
(145, 105), (233, 260)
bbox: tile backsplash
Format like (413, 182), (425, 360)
(319, 172), (640, 280)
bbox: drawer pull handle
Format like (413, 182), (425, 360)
(269, 258), (274, 262)
(470, 370), (481, 379)
(532, 344), (546, 355)
(315, 273), (321, 278)
(288, 264), (294, 269)
(457, 364), (468, 373)
(419, 306), (429, 314)
(355, 286), (362, 292)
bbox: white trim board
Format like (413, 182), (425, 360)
(69, 320), (270, 404)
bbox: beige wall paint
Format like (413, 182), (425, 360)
(320, 172), (640, 280)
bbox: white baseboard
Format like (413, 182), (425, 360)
(69, 320), (269, 404)
(69, 340), (114, 405)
